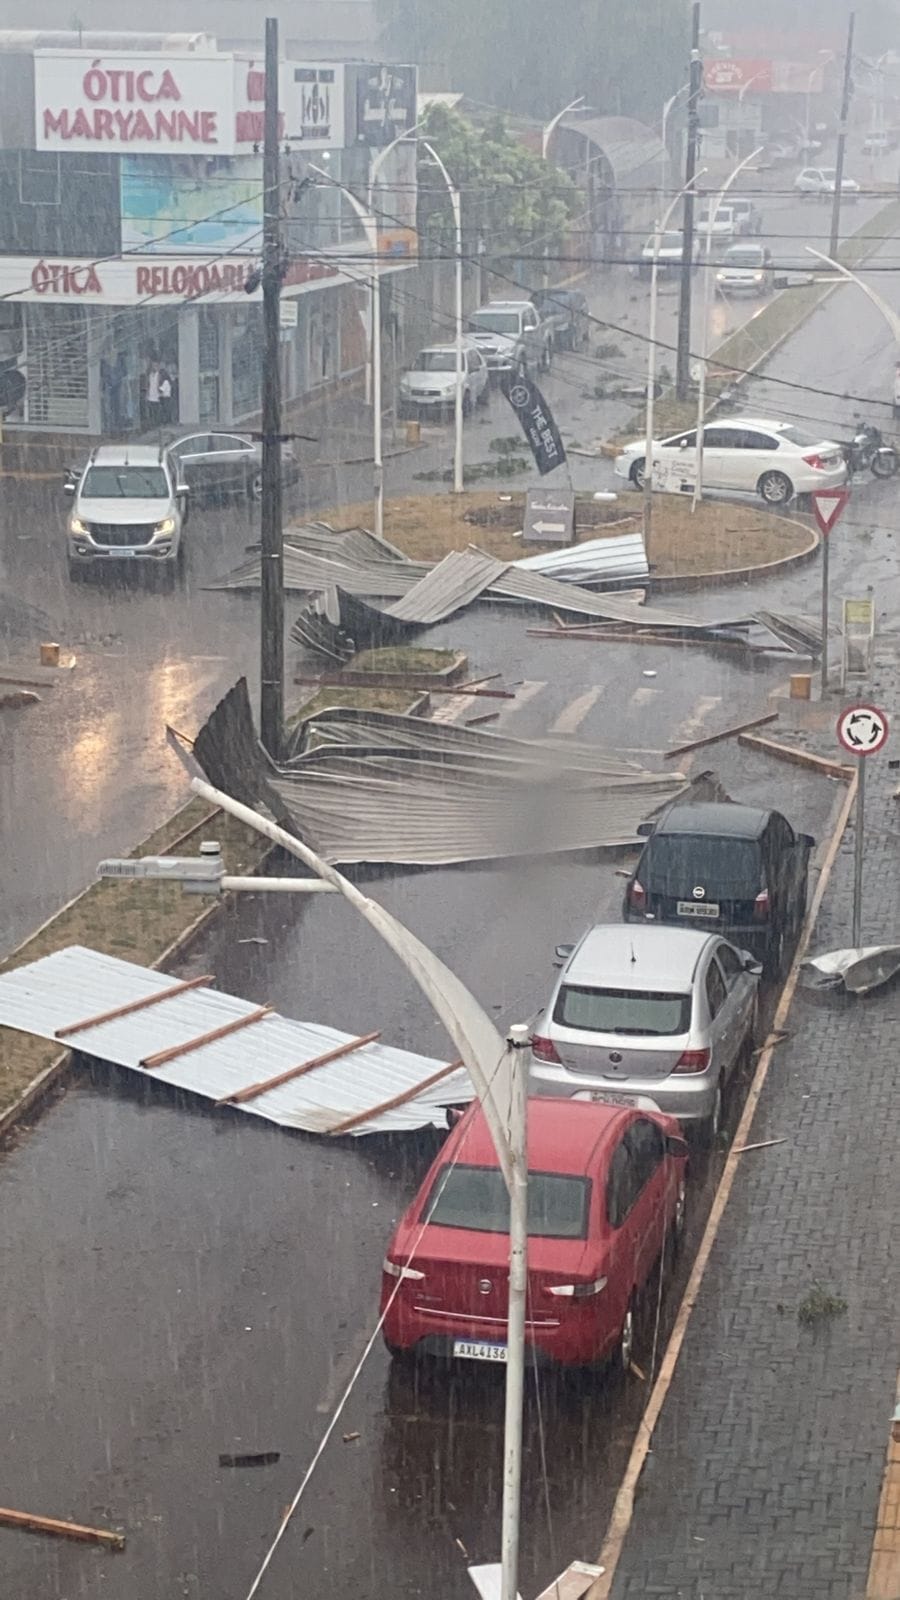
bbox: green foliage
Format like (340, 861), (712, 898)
(797, 1282), (848, 1328)
(377, 0), (690, 123)
(417, 104), (577, 257)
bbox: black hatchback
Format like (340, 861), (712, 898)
(622, 802), (814, 975)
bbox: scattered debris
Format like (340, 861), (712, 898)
(513, 532), (648, 585)
(797, 1282), (847, 1327)
(0, 1505), (124, 1551)
(191, 680), (691, 868)
(799, 945), (900, 995)
(0, 688), (40, 709)
(750, 1029), (791, 1059)
(0, 946), (473, 1137)
(664, 709), (778, 760)
(733, 1137), (787, 1155)
(456, 1538), (470, 1559)
(465, 711), (501, 727)
(738, 731), (853, 780)
(218, 1452), (280, 1469)
(342, 1432), (361, 1444)
(629, 1361), (647, 1380)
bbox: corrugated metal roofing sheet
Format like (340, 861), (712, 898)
(513, 533), (649, 584)
(387, 548), (509, 623)
(0, 947), (472, 1136)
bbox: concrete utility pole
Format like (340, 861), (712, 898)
(259, 15), (284, 759)
(829, 11), (856, 259)
(676, 1), (702, 400)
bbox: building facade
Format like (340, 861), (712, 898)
(0, 34), (418, 434)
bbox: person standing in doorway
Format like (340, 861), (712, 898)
(158, 366), (173, 425)
(145, 357), (163, 431)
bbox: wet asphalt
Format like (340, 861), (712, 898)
(1, 162), (900, 1599)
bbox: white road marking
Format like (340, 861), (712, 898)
(628, 685), (659, 709)
(671, 695), (722, 773)
(431, 692), (477, 724)
(549, 685), (604, 736)
(499, 679), (546, 719)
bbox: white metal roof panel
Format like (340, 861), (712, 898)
(0, 947), (472, 1136)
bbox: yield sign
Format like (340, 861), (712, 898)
(811, 486), (849, 537)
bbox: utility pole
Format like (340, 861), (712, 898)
(829, 11), (855, 259)
(676, 1), (702, 401)
(260, 14), (284, 759)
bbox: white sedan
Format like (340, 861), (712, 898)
(614, 417), (848, 506)
(794, 166), (860, 199)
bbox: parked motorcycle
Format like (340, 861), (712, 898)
(841, 420), (899, 479)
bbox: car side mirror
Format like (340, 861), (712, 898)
(678, 439), (688, 450)
(666, 1134), (689, 1159)
(176, 483), (190, 498)
(446, 1106), (466, 1128)
(744, 958), (763, 976)
(799, 833), (815, 848)
(636, 822), (656, 837)
(63, 477), (76, 495)
(554, 942), (575, 967)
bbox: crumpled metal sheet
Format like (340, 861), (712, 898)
(194, 680), (688, 867)
(754, 610), (823, 656)
(0, 946), (472, 1135)
(799, 945), (900, 994)
(513, 531), (649, 585)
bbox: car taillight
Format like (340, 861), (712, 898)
(531, 1034), (561, 1064)
(802, 453), (828, 470)
(382, 1257), (425, 1282)
(673, 1048), (710, 1074)
(627, 880), (646, 911)
(546, 1276), (608, 1299)
(752, 889), (770, 922)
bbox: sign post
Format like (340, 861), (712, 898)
(836, 703), (889, 946)
(811, 487), (849, 696)
(841, 596), (875, 685)
(523, 488), (575, 544)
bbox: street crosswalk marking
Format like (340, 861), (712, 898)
(431, 692), (477, 724)
(629, 685), (659, 709)
(549, 685), (604, 736)
(499, 679), (547, 720)
(670, 695), (722, 771)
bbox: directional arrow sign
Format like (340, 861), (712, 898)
(836, 703), (889, 756)
(811, 486), (849, 537)
(532, 519), (566, 535)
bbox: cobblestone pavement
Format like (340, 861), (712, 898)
(609, 663), (900, 1600)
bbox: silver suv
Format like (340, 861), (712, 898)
(64, 444), (188, 576)
(529, 923), (760, 1143)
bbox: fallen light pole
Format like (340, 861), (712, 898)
(98, 769), (528, 1600)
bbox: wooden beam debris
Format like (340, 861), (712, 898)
(0, 1505), (125, 1551)
(292, 676), (514, 699)
(737, 732), (853, 780)
(327, 1059), (464, 1136)
(664, 710), (778, 760)
(218, 1031), (382, 1105)
(55, 975), (215, 1039)
(140, 1005), (273, 1070)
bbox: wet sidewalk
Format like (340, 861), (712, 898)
(606, 667), (900, 1600)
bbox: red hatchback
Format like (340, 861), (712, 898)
(381, 1097), (688, 1370)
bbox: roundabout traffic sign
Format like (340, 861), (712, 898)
(837, 703), (889, 757)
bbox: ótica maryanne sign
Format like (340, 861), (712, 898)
(34, 51), (236, 154)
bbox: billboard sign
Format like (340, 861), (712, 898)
(121, 155), (262, 255)
(355, 64), (417, 147)
(704, 58), (772, 92)
(35, 50), (235, 153)
(235, 59), (345, 149)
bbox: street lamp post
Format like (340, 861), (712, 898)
(642, 171), (706, 562)
(805, 52), (835, 153)
(692, 146), (763, 509)
(100, 770), (530, 1600)
(736, 70), (766, 156)
(309, 165), (383, 536)
(660, 83), (690, 206)
(541, 95), (585, 160)
(365, 120), (425, 406)
(421, 140), (464, 495)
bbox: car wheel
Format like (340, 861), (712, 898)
(629, 457), (646, 490)
(476, 381), (490, 407)
(616, 1295), (636, 1375)
(757, 469), (794, 506)
(542, 345), (552, 373)
(697, 1078), (723, 1149)
(462, 390), (473, 419)
(764, 927), (786, 980)
(66, 557), (83, 583)
(250, 470), (263, 503)
(670, 1179), (687, 1259)
(384, 1338), (416, 1365)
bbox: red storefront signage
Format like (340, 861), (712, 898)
(35, 51), (234, 152)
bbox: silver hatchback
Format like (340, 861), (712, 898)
(529, 924), (760, 1141)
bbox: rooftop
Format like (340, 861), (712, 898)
(451, 1096), (632, 1176)
(565, 923), (710, 988)
(656, 802), (770, 838)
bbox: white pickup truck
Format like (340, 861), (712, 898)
(467, 300), (553, 379)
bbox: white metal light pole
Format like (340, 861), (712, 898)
(804, 244), (900, 340)
(365, 120), (425, 405)
(660, 83), (690, 204)
(736, 70), (767, 156)
(642, 170), (707, 561)
(805, 52), (835, 152)
(309, 165), (383, 536)
(541, 95), (585, 160)
(421, 140), (464, 494)
(102, 770), (529, 1600)
(692, 146), (763, 509)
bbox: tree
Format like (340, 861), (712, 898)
(377, 0), (691, 124)
(416, 103), (579, 265)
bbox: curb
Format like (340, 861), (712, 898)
(588, 765), (859, 1599)
(647, 515), (820, 592)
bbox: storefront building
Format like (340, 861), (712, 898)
(0, 38), (418, 433)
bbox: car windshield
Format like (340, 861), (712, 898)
(821, 168), (837, 180)
(81, 466), (169, 499)
(470, 311), (520, 334)
(424, 1163), (589, 1239)
(776, 424), (823, 446)
(724, 248), (764, 266)
(413, 351), (457, 372)
(641, 835), (763, 897)
(652, 232), (683, 250)
(554, 985), (692, 1036)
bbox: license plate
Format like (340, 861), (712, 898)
(453, 1340), (507, 1364)
(677, 900), (719, 919)
(117, 547), (136, 558)
(587, 1090), (635, 1107)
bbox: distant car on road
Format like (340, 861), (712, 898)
(64, 443), (188, 577)
(696, 203), (738, 245)
(863, 131), (890, 154)
(715, 242), (773, 296)
(728, 197), (763, 235)
(398, 342), (489, 417)
(614, 415), (848, 505)
(637, 229), (699, 279)
(530, 286), (590, 350)
(381, 1096), (688, 1371)
(530, 924), (760, 1143)
(467, 300), (552, 379)
(166, 431), (297, 504)
(622, 802), (814, 976)
(795, 166), (860, 199)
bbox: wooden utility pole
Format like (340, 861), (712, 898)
(676, 1), (702, 400)
(259, 15), (284, 758)
(829, 11), (856, 259)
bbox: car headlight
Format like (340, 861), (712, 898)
(154, 516), (176, 535)
(69, 516), (88, 535)
(715, 271), (726, 281)
(753, 272), (764, 281)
